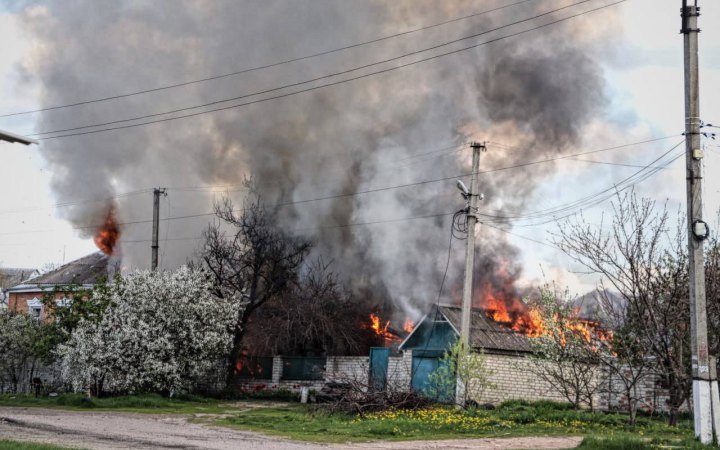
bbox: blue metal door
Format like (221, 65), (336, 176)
(369, 347), (390, 391)
(412, 356), (454, 401)
(411, 356), (438, 393)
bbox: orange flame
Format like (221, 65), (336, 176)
(368, 313), (402, 345)
(94, 207), (121, 256)
(403, 319), (415, 333)
(370, 313), (390, 336)
(478, 282), (545, 335)
(476, 281), (610, 344)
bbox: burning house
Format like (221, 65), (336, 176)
(398, 304), (555, 403)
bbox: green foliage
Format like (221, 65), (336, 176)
(0, 441), (80, 450)
(36, 280), (114, 362)
(224, 387), (297, 401)
(0, 309), (47, 390)
(426, 339), (494, 405)
(0, 393), (222, 414)
(220, 400), (701, 444)
(578, 435), (712, 450)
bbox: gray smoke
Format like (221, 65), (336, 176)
(15, 0), (616, 319)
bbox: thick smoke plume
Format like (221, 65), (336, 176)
(16, 0), (617, 319)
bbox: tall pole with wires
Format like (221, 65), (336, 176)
(460, 142), (486, 345)
(681, 0), (714, 443)
(151, 188), (167, 271)
(456, 141), (485, 406)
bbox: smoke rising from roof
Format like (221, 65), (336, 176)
(17, 0), (618, 318)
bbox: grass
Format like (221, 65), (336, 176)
(0, 394), (713, 448)
(217, 399), (713, 447)
(0, 393), (234, 414)
(0, 441), (80, 450)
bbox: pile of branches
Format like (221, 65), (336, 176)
(317, 381), (433, 416)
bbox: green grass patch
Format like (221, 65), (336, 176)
(218, 400), (711, 445)
(0, 441), (80, 450)
(0, 393), (231, 414)
(578, 435), (710, 449)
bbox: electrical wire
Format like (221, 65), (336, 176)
(0, 135), (682, 235)
(0, 0), (539, 118)
(31, 0), (625, 141)
(474, 140), (685, 224)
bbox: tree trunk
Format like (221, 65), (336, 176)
(627, 395), (638, 426)
(669, 405), (679, 426)
(225, 314), (248, 390)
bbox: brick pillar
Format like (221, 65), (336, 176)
(402, 350), (413, 390)
(272, 356), (282, 384)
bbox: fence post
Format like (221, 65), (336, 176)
(272, 356), (282, 384)
(402, 350), (413, 391)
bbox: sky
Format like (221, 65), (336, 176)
(0, 0), (719, 300)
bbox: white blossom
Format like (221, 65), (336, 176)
(59, 267), (240, 394)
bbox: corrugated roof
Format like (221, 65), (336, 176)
(9, 252), (115, 290)
(438, 305), (533, 353)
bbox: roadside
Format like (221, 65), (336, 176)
(0, 407), (581, 450)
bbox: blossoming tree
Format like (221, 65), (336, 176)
(59, 267), (239, 396)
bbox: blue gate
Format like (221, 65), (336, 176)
(411, 355), (453, 401)
(369, 347), (390, 391)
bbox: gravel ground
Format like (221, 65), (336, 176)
(0, 407), (582, 450)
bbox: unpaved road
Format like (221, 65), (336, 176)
(0, 407), (582, 450)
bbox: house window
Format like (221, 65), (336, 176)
(27, 298), (43, 320)
(55, 297), (72, 308)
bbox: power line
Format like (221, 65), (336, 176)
(0, 0), (539, 118)
(565, 157), (678, 169)
(483, 222), (559, 249)
(32, 0), (625, 141)
(0, 149), (683, 246)
(0, 135), (677, 237)
(478, 141), (685, 226)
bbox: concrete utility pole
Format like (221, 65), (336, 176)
(681, 1), (716, 443)
(459, 142), (486, 347)
(151, 188), (167, 271)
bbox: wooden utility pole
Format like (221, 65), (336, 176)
(681, 0), (715, 443)
(459, 142), (486, 347)
(151, 188), (167, 271)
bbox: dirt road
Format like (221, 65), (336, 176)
(0, 407), (582, 449)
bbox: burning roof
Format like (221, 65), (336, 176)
(400, 304), (533, 354)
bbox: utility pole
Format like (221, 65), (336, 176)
(456, 141), (485, 406)
(681, 1), (715, 444)
(460, 142), (486, 345)
(151, 188), (167, 271)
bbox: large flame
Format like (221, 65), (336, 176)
(476, 281), (609, 343)
(94, 207), (121, 256)
(478, 282), (545, 335)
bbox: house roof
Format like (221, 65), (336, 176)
(8, 252), (115, 292)
(438, 305), (533, 353)
(0, 268), (37, 289)
(400, 304), (533, 354)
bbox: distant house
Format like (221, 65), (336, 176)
(6, 252), (117, 320)
(0, 267), (38, 309)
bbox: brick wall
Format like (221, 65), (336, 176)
(480, 353), (568, 404)
(8, 291), (67, 320)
